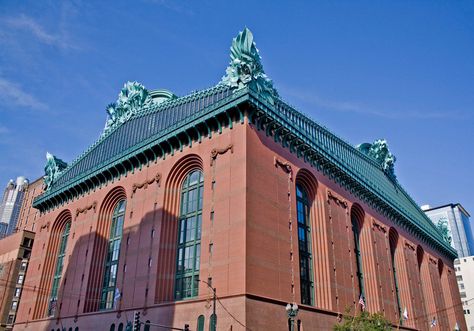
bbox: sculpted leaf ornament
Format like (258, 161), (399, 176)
(357, 139), (396, 181)
(43, 152), (68, 191)
(104, 81), (153, 133)
(436, 218), (452, 245)
(221, 28), (279, 105)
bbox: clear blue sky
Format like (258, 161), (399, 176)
(0, 1), (473, 216)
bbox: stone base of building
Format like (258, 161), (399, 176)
(13, 294), (421, 331)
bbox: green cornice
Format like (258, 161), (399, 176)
(245, 88), (456, 260)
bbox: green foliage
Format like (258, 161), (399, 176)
(334, 309), (392, 331)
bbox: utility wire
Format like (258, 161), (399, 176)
(215, 296), (251, 331)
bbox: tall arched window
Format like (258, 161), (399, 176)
(351, 211), (364, 300)
(100, 200), (126, 310)
(48, 221), (71, 316)
(389, 228), (402, 321)
(175, 170), (203, 300)
(296, 184), (313, 305)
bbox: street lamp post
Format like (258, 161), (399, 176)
(286, 303), (299, 331)
(200, 279), (217, 331)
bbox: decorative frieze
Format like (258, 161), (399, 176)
(75, 201), (97, 217)
(210, 144), (234, 166)
(131, 173), (162, 198)
(274, 156), (293, 181)
(40, 222), (50, 232)
(372, 220), (387, 233)
(327, 190), (347, 209)
(404, 241), (416, 251)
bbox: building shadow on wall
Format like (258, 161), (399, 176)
(42, 206), (182, 331)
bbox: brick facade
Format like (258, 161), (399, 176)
(12, 120), (465, 331)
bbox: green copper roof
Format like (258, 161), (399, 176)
(33, 28), (456, 259)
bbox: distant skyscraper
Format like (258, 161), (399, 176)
(0, 177), (29, 237)
(423, 203), (473, 258)
(0, 222), (7, 239)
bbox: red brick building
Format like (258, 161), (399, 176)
(13, 29), (465, 331)
(0, 230), (34, 330)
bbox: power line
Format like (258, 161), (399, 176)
(215, 296), (251, 331)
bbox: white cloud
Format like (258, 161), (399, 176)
(0, 78), (48, 110)
(3, 14), (75, 49)
(280, 87), (468, 120)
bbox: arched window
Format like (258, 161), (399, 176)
(296, 184), (313, 305)
(109, 324), (115, 331)
(100, 200), (126, 310)
(351, 210), (364, 300)
(117, 323), (123, 331)
(48, 221), (71, 316)
(197, 315), (205, 331)
(175, 170), (203, 300)
(389, 229), (402, 321)
(209, 314), (216, 331)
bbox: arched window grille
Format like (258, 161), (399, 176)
(175, 170), (203, 300)
(100, 200), (126, 310)
(209, 314), (216, 331)
(296, 184), (313, 305)
(351, 213), (364, 300)
(197, 315), (205, 331)
(48, 221), (71, 316)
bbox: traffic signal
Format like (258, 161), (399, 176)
(133, 311), (141, 331)
(184, 324), (190, 331)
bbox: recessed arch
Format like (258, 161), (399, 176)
(389, 227), (399, 252)
(438, 259), (444, 277)
(156, 154), (204, 303)
(350, 203), (365, 300)
(294, 174), (315, 306)
(295, 168), (318, 202)
(164, 154), (204, 194)
(350, 203), (365, 231)
(417, 245), (424, 270)
(84, 186), (127, 313)
(389, 227), (402, 319)
(33, 209), (72, 319)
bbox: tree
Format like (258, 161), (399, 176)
(334, 310), (392, 331)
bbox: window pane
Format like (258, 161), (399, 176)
(100, 200), (126, 310)
(295, 185), (313, 306)
(188, 189), (197, 213)
(175, 171), (203, 300)
(198, 186), (204, 210)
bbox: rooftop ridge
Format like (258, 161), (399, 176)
(52, 84), (228, 187)
(275, 96), (385, 171)
(250, 89), (452, 253)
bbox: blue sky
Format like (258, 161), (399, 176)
(0, 1), (473, 216)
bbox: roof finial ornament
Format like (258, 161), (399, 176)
(221, 27), (279, 105)
(43, 152), (68, 191)
(357, 139), (397, 181)
(103, 81), (153, 134)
